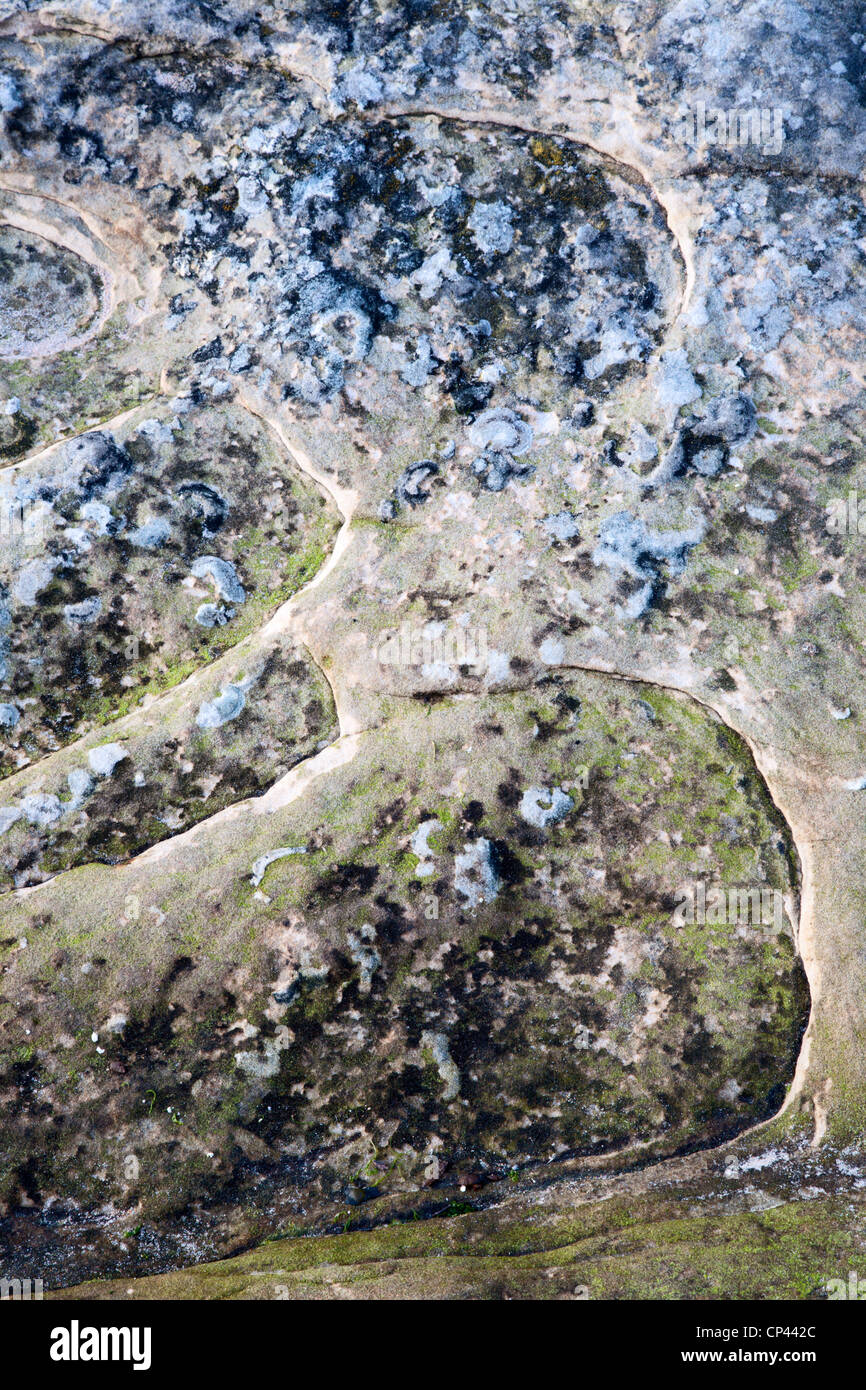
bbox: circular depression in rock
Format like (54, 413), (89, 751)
(0, 225), (103, 358)
(251, 684), (809, 1169)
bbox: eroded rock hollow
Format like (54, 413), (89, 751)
(1, 0), (865, 1299)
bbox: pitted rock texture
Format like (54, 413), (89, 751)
(0, 226), (102, 359)
(0, 399), (338, 771)
(0, 630), (336, 888)
(0, 0), (865, 1295)
(0, 681), (807, 1283)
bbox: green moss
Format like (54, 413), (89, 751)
(51, 1187), (866, 1301)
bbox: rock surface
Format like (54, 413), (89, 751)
(0, 0), (865, 1297)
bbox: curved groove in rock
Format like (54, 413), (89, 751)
(0, 184), (157, 354)
(521, 658), (816, 1135)
(1, 399), (352, 879)
(369, 656), (814, 1154)
(372, 103), (696, 320)
(12, 728), (366, 900)
(0, 214), (110, 361)
(0, 12), (331, 97)
(0, 397), (160, 475)
(11, 655), (813, 1172)
(0, 90), (809, 1176)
